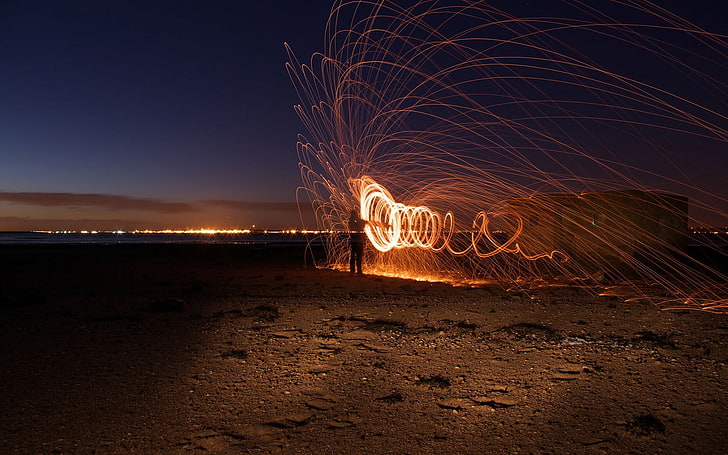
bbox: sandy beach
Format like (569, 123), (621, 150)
(1, 244), (726, 454)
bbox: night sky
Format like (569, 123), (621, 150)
(1, 1), (726, 230)
(1, 0), (330, 230)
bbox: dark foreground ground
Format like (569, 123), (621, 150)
(1, 244), (726, 454)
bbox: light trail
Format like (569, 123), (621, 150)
(288, 0), (728, 312)
(355, 175), (562, 261)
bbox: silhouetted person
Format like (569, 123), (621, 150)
(348, 210), (366, 274)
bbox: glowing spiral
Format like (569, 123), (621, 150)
(359, 176), (446, 252)
(357, 175), (561, 261)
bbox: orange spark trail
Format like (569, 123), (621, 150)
(288, 0), (728, 312)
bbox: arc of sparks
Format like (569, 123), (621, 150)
(288, 0), (728, 312)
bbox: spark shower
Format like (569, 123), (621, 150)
(287, 0), (728, 312)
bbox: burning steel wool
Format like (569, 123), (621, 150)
(287, 0), (728, 312)
(355, 175), (561, 260)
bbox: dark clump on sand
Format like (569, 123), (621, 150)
(1, 244), (727, 454)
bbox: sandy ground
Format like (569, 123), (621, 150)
(1, 244), (727, 454)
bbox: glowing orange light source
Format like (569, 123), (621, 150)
(356, 176), (560, 261)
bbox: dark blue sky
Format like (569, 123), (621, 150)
(0, 0), (330, 229)
(1, 1), (726, 230)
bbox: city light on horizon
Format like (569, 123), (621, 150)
(29, 228), (332, 235)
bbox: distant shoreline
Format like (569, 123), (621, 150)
(0, 231), (328, 246)
(2, 230), (726, 246)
